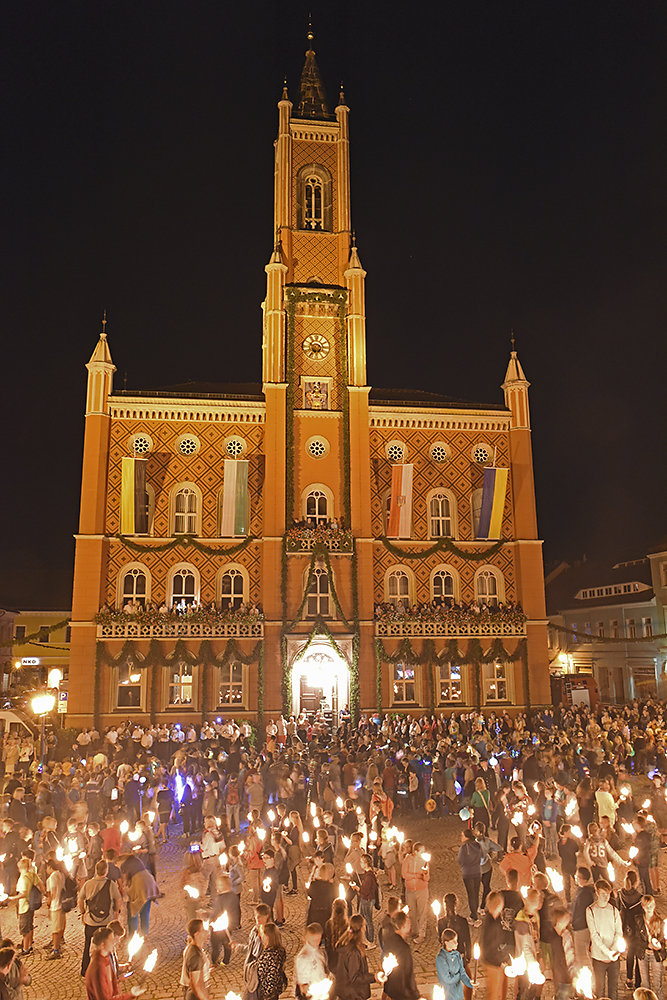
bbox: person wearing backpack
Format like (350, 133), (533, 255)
(78, 860), (121, 976)
(15, 857), (43, 956)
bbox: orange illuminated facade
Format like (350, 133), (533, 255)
(68, 36), (550, 727)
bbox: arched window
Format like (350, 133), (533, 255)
(170, 565), (199, 609)
(117, 563), (151, 609)
(306, 489), (328, 526)
(219, 567), (246, 611)
(386, 567), (413, 609)
(431, 568), (455, 606)
(304, 175), (323, 230)
(428, 490), (456, 538)
(172, 484), (200, 535)
(168, 661), (194, 706)
(307, 564), (330, 618)
(475, 566), (504, 606)
(471, 488), (484, 539)
(219, 662), (244, 706)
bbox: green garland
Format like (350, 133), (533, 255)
(284, 292), (297, 526)
(144, 639), (164, 724)
(427, 658), (435, 714)
(350, 543), (360, 724)
(379, 535), (506, 562)
(375, 635), (527, 667)
(375, 639), (383, 715)
(115, 534), (256, 557)
(257, 641), (265, 736)
(93, 644), (104, 732)
(284, 544), (353, 632)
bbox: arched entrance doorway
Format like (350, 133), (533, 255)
(288, 636), (350, 724)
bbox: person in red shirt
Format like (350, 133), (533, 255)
(85, 926), (144, 1000)
(100, 816), (121, 856)
(499, 835), (540, 889)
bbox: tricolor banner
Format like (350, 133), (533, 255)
(388, 463), (414, 539)
(120, 457), (148, 535)
(477, 466), (508, 540)
(221, 459), (249, 536)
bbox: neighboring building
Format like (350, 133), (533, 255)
(11, 611), (70, 692)
(547, 555), (667, 702)
(68, 30), (550, 727)
(0, 607), (18, 690)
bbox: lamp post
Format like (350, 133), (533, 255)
(31, 692), (56, 772)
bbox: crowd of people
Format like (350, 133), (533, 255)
(373, 599), (527, 626)
(286, 518), (353, 551)
(1, 698), (667, 1000)
(95, 602), (265, 623)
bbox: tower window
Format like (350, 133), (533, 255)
(303, 175), (324, 230)
(307, 566), (330, 618)
(305, 489), (328, 525)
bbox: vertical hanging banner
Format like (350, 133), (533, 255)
(221, 459), (249, 536)
(120, 457), (147, 535)
(477, 466), (508, 540)
(387, 463), (413, 539)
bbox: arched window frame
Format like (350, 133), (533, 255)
(305, 562), (333, 619)
(117, 562), (151, 609)
(426, 488), (458, 539)
(302, 483), (334, 526)
(297, 164), (333, 232)
(217, 564), (249, 611)
(170, 482), (202, 536)
(429, 564), (460, 605)
(168, 563), (200, 609)
(384, 565), (415, 610)
(474, 565), (505, 606)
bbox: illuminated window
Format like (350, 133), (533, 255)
(438, 663), (462, 703)
(392, 662), (416, 703)
(220, 569), (245, 611)
(485, 661), (509, 702)
(429, 492), (453, 538)
(304, 174), (324, 230)
(306, 489), (328, 525)
(387, 569), (411, 609)
(122, 567), (148, 608)
(476, 568), (501, 606)
(117, 659), (142, 709)
(173, 487), (199, 534)
(170, 567), (198, 608)
(432, 569), (455, 605)
(168, 661), (193, 706)
(219, 662), (244, 706)
(307, 566), (330, 618)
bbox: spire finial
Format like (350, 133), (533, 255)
(282, 76), (289, 100)
(307, 12), (314, 47)
(510, 328), (516, 352)
(101, 309), (108, 338)
(339, 81), (345, 104)
(352, 230), (357, 248)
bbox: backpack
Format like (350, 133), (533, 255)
(61, 875), (78, 913)
(226, 782), (239, 806)
(86, 878), (112, 922)
(27, 881), (43, 912)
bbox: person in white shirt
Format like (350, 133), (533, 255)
(294, 923), (328, 998)
(45, 858), (66, 959)
(586, 878), (623, 1000)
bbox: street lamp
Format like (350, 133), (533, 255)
(31, 692), (56, 772)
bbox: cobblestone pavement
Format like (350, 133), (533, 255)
(14, 806), (666, 1000)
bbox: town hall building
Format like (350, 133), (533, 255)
(68, 32), (550, 728)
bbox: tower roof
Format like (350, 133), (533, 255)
(503, 349), (528, 384)
(87, 312), (115, 368)
(296, 25), (330, 120)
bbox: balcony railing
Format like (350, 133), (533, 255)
(286, 526), (354, 553)
(374, 619), (526, 638)
(97, 619), (264, 639)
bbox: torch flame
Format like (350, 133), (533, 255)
(142, 949), (157, 973)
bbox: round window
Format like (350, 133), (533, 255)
(430, 442), (450, 464)
(225, 437), (246, 457)
(472, 444), (491, 464)
(178, 435), (199, 456)
(132, 435), (152, 455)
(306, 436), (329, 459)
(386, 442), (406, 463)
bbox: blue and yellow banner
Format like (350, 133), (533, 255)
(477, 466), (508, 540)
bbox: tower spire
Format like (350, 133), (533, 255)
(297, 17), (329, 119)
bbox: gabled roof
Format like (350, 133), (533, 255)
(546, 555), (654, 615)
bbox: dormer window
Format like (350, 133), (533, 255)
(304, 175), (323, 230)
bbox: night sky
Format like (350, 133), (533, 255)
(2, 1), (665, 609)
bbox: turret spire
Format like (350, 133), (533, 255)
(297, 19), (330, 119)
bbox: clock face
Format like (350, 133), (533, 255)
(302, 334), (330, 360)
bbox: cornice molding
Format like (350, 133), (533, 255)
(369, 405), (511, 432)
(108, 396), (265, 424)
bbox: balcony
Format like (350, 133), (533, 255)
(286, 525), (354, 553)
(374, 604), (527, 638)
(95, 608), (264, 640)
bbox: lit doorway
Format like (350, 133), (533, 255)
(290, 637), (350, 722)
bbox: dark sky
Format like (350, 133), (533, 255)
(2, 1), (665, 609)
